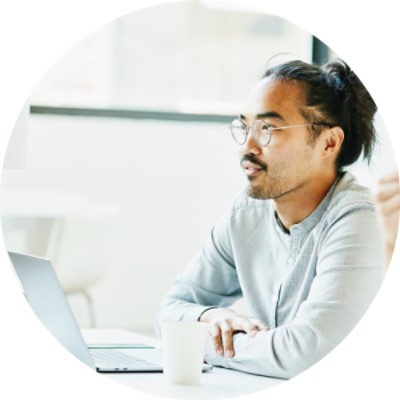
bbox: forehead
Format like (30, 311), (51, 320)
(241, 77), (307, 122)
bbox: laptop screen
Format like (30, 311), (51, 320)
(9, 251), (96, 369)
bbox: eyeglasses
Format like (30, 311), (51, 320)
(229, 119), (333, 146)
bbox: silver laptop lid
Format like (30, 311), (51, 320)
(9, 251), (96, 370)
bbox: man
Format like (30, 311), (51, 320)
(155, 59), (384, 379)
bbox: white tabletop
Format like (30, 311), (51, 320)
(82, 329), (284, 400)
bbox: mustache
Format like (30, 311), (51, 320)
(240, 154), (268, 171)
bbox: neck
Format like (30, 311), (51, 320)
(273, 172), (339, 231)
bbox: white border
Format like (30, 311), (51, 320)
(1, 1), (398, 399)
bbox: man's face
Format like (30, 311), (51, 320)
(239, 77), (324, 200)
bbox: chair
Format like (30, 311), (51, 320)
(48, 210), (117, 327)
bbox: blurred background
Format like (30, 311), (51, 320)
(1, 0), (396, 336)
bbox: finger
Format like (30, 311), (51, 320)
(245, 320), (268, 337)
(251, 319), (270, 332)
(234, 317), (255, 332)
(238, 319), (265, 337)
(376, 175), (400, 200)
(378, 172), (399, 184)
(379, 192), (400, 217)
(220, 322), (234, 358)
(376, 185), (400, 202)
(210, 323), (223, 356)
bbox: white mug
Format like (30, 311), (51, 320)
(161, 321), (209, 385)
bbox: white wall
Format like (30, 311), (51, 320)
(1, 112), (397, 336)
(2, 113), (244, 334)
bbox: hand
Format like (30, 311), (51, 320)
(199, 307), (269, 358)
(375, 171), (400, 265)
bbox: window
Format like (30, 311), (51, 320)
(30, 1), (316, 116)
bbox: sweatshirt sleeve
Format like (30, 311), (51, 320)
(202, 203), (384, 379)
(155, 210), (242, 337)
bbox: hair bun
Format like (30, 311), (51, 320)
(322, 59), (353, 93)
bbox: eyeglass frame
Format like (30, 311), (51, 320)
(229, 118), (334, 146)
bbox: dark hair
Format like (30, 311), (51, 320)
(263, 59), (377, 171)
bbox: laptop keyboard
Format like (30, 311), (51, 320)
(90, 348), (160, 368)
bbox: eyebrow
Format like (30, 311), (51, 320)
(239, 111), (285, 121)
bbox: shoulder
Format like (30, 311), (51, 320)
(330, 172), (375, 210)
(323, 172), (377, 228)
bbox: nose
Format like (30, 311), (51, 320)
(240, 128), (262, 156)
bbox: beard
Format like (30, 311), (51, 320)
(241, 154), (306, 200)
(241, 154), (272, 199)
(247, 182), (270, 199)
(247, 172), (307, 200)
(245, 166), (296, 200)
(246, 175), (278, 199)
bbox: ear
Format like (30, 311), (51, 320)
(322, 126), (344, 158)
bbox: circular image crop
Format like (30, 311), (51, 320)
(1, 1), (398, 399)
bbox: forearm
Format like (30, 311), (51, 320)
(203, 324), (325, 379)
(155, 298), (213, 338)
(204, 256), (383, 378)
(155, 272), (241, 338)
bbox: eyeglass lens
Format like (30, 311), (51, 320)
(230, 120), (271, 146)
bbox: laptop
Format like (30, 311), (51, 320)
(9, 251), (212, 373)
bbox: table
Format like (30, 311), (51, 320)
(82, 329), (284, 400)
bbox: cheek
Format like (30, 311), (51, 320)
(265, 147), (297, 171)
(267, 148), (314, 185)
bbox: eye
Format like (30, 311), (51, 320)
(261, 124), (274, 133)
